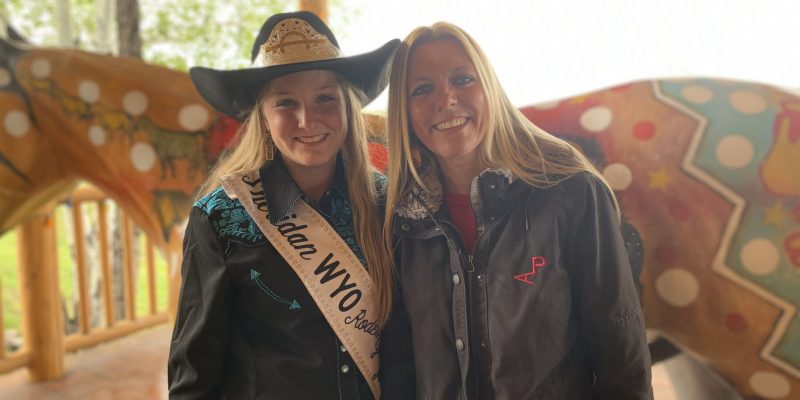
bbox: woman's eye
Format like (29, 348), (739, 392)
(318, 94), (337, 103)
(410, 84), (432, 97)
(275, 99), (296, 108)
(452, 75), (474, 86)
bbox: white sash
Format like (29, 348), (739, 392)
(220, 171), (381, 398)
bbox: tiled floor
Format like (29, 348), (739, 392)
(0, 325), (677, 399)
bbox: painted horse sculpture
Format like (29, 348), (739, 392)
(1, 37), (798, 398)
(521, 82), (800, 399)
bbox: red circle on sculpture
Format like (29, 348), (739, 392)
(669, 202), (691, 221)
(633, 121), (656, 140)
(725, 313), (748, 333)
(655, 245), (675, 264)
(368, 142), (388, 173)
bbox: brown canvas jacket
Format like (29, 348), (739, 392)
(380, 167), (653, 400)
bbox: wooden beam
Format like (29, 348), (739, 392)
(121, 213), (136, 321)
(0, 351), (32, 375)
(145, 236), (156, 315)
(70, 202), (91, 334)
(70, 184), (106, 203)
(97, 201), (115, 327)
(64, 314), (168, 351)
(0, 261), (5, 360)
(16, 207), (65, 381)
(299, 0), (328, 22)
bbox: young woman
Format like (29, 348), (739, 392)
(168, 11), (398, 400)
(380, 22), (653, 399)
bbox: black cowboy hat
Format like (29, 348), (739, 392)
(190, 11), (399, 120)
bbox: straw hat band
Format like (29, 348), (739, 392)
(253, 18), (343, 67)
(190, 11), (398, 119)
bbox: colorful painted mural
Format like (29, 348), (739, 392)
(1, 37), (799, 398)
(522, 80), (800, 399)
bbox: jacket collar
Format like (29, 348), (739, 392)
(394, 162), (515, 221)
(259, 156), (347, 225)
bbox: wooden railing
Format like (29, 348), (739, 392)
(0, 184), (171, 380)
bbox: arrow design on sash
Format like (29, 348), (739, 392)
(250, 269), (301, 311)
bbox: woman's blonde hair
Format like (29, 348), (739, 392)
(198, 76), (394, 324)
(384, 22), (617, 244)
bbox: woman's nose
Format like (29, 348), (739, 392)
(435, 85), (457, 110)
(297, 106), (313, 129)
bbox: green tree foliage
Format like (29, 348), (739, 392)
(1, 0), (299, 70)
(141, 0), (292, 70)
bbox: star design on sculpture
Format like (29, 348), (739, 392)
(763, 200), (789, 229)
(569, 95), (589, 104)
(648, 166), (672, 191)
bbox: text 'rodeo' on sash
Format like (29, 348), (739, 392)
(242, 175), (380, 337)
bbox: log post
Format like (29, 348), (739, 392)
(16, 205), (65, 381)
(121, 214), (136, 321)
(97, 201), (115, 327)
(299, 0), (329, 22)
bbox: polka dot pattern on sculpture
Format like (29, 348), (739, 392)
(749, 371), (791, 399)
(602, 163), (633, 191)
(716, 135), (754, 169)
(579, 106), (613, 132)
(78, 80), (101, 104)
(681, 85), (713, 104)
(725, 312), (748, 334)
(130, 142), (157, 172)
(31, 59), (52, 78)
(633, 121), (655, 140)
(730, 90), (767, 114)
(740, 238), (780, 276)
(655, 268), (699, 307)
(88, 125), (107, 146)
(655, 245), (675, 264)
(123, 91), (149, 116)
(3, 110), (30, 137)
(0, 68), (11, 87)
(178, 104), (210, 131)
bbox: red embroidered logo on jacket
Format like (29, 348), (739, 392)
(513, 256), (548, 285)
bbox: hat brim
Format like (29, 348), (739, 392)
(190, 39), (400, 121)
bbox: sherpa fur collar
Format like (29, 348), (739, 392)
(394, 164), (515, 221)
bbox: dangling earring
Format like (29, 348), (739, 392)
(410, 145), (422, 169)
(265, 130), (275, 161)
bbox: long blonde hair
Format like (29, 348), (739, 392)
(384, 22), (617, 244)
(198, 76), (394, 324)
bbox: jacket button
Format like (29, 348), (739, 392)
(455, 339), (464, 351)
(480, 340), (487, 348)
(401, 223), (410, 231)
(341, 364), (350, 373)
(452, 274), (461, 285)
(489, 215), (496, 222)
(488, 183), (496, 190)
(340, 344), (347, 353)
(476, 274), (483, 282)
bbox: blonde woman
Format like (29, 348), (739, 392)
(168, 12), (398, 399)
(380, 22), (652, 399)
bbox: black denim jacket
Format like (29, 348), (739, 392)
(168, 160), (377, 400)
(380, 168), (653, 400)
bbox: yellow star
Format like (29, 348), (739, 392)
(763, 201), (788, 229)
(648, 167), (672, 191)
(569, 95), (589, 104)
